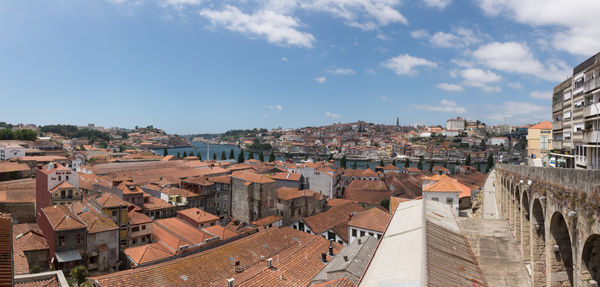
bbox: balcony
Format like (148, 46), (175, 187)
(552, 121), (562, 130)
(584, 131), (600, 143)
(584, 103), (600, 118)
(584, 77), (600, 93)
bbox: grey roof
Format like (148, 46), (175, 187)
(312, 236), (378, 284)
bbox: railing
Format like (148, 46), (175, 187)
(584, 103), (600, 117)
(584, 77), (600, 93)
(552, 121), (562, 130)
(583, 131), (600, 143)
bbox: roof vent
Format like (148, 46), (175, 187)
(321, 252), (328, 263)
(343, 255), (349, 262)
(267, 258), (273, 268)
(227, 278), (234, 287)
(357, 238), (362, 245)
(234, 261), (242, 273)
(328, 240), (334, 256)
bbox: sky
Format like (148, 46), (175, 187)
(1, 0), (599, 134)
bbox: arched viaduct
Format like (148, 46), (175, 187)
(495, 164), (600, 287)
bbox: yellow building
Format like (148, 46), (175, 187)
(528, 121), (552, 159)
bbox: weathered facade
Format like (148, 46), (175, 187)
(495, 164), (600, 287)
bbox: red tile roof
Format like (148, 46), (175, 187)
(202, 225), (240, 240)
(348, 208), (391, 233)
(250, 215), (282, 227)
(78, 208), (119, 234)
(152, 218), (216, 254)
(177, 208), (219, 224)
(303, 202), (364, 234)
(41, 205), (86, 231)
(128, 210), (152, 226)
(13, 223), (49, 252)
(231, 171), (275, 184)
(312, 277), (357, 287)
(277, 187), (315, 201)
(529, 121), (552, 129)
(94, 192), (129, 209)
(124, 243), (174, 267)
(0, 213), (13, 285)
(48, 181), (74, 194)
(270, 172), (301, 182)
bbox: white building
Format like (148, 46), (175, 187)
(489, 137), (509, 147)
(347, 208), (391, 244)
(421, 175), (465, 214)
(0, 142), (25, 160)
(446, 117), (466, 131)
(287, 164), (335, 199)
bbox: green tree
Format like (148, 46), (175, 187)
(380, 199), (390, 210)
(352, 160), (357, 169)
(340, 154), (347, 169)
(98, 141), (108, 149)
(119, 144), (126, 152)
(248, 151), (254, 160)
(392, 159), (396, 167)
(198, 153), (202, 161)
(465, 154), (471, 167)
(379, 159), (384, 167)
(229, 149), (235, 159)
(417, 158), (423, 170)
(69, 265), (88, 286)
(404, 158), (410, 168)
(477, 162), (482, 173)
(486, 154), (494, 173)
(176, 152), (181, 158)
(183, 151), (188, 158)
(238, 149), (245, 163)
(328, 153), (333, 161)
(30, 263), (42, 274)
(212, 153), (217, 160)
(80, 144), (86, 151)
(269, 151), (275, 162)
(259, 151), (264, 162)
(429, 160), (434, 172)
(163, 148), (168, 157)
(221, 151), (227, 160)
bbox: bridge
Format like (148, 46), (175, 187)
(494, 164), (600, 287)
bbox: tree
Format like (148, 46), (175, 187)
(328, 153), (333, 161)
(163, 148), (168, 157)
(183, 151), (188, 158)
(198, 153), (202, 161)
(465, 154), (471, 167)
(404, 158), (410, 168)
(119, 144), (126, 152)
(229, 149), (235, 160)
(381, 199), (390, 210)
(417, 158), (423, 170)
(269, 151), (275, 162)
(70, 265), (88, 286)
(429, 160), (434, 172)
(392, 159), (396, 167)
(238, 149), (245, 163)
(340, 154), (347, 169)
(259, 151), (264, 162)
(212, 153), (217, 160)
(176, 152), (181, 158)
(98, 141), (108, 149)
(221, 151), (227, 160)
(486, 154), (494, 173)
(248, 151), (254, 160)
(379, 159), (384, 167)
(477, 162), (482, 172)
(352, 160), (357, 169)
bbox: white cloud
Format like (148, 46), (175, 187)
(485, 101), (549, 123)
(380, 96), (392, 102)
(472, 41), (570, 82)
(410, 29), (429, 39)
(429, 27), (481, 48)
(437, 83), (464, 92)
(376, 34), (387, 40)
(476, 0), (600, 56)
(529, 90), (552, 100)
(460, 68), (502, 92)
(199, 5), (315, 48)
(325, 111), (340, 119)
(266, 104), (283, 111)
(382, 54), (437, 76)
(327, 68), (356, 75)
(300, 0), (407, 30)
(508, 82), (522, 89)
(160, 0), (203, 9)
(413, 99), (467, 113)
(315, 76), (327, 83)
(280, 57), (289, 61)
(422, 0), (451, 9)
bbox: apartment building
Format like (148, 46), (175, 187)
(552, 52), (600, 169)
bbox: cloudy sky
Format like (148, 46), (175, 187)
(1, 0), (599, 133)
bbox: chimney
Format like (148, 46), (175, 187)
(227, 278), (234, 287)
(328, 240), (334, 256)
(267, 258), (273, 268)
(37, 164), (42, 170)
(321, 253), (327, 263)
(343, 255), (349, 262)
(54, 163), (58, 169)
(357, 238), (362, 245)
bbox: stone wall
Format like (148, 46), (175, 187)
(496, 164), (600, 195)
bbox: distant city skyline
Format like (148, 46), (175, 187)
(1, 0), (599, 134)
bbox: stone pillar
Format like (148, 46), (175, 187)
(522, 209), (531, 262)
(531, 224), (546, 286)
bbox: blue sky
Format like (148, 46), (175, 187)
(1, 0), (599, 134)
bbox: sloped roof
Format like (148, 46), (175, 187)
(529, 121), (552, 129)
(311, 277), (356, 287)
(48, 181), (74, 194)
(303, 202), (364, 234)
(125, 242), (174, 266)
(270, 172), (301, 181)
(231, 171), (275, 184)
(277, 187), (315, 201)
(177, 208), (219, 224)
(152, 218), (215, 253)
(78, 208), (119, 234)
(94, 192), (128, 208)
(13, 223), (49, 252)
(423, 175), (472, 198)
(348, 208), (391, 232)
(202, 225), (240, 240)
(250, 215), (282, 227)
(41, 205), (86, 231)
(128, 210), (152, 226)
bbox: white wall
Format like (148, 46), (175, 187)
(289, 220), (345, 245)
(47, 168), (79, 191)
(422, 191), (459, 214)
(348, 226), (382, 243)
(0, 146), (25, 160)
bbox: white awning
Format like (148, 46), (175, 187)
(55, 250), (82, 263)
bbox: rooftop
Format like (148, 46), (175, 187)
(177, 208), (219, 224)
(303, 202), (364, 234)
(348, 208), (391, 233)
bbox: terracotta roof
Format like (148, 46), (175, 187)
(312, 277), (357, 287)
(128, 210), (152, 226)
(389, 196), (421, 214)
(78, 208), (119, 234)
(37, 162), (70, 175)
(94, 192), (129, 208)
(41, 205), (86, 231)
(152, 218), (216, 253)
(432, 166), (449, 172)
(231, 171), (275, 184)
(0, 214), (12, 285)
(202, 225), (240, 240)
(529, 121), (552, 129)
(143, 196), (175, 211)
(177, 208), (219, 224)
(327, 198), (358, 207)
(48, 181), (74, 194)
(270, 172), (301, 181)
(182, 177), (214, 186)
(423, 175), (470, 197)
(303, 203), (364, 234)
(0, 162), (30, 173)
(14, 276), (59, 287)
(332, 223), (350, 243)
(382, 164), (398, 171)
(343, 180), (391, 205)
(92, 227), (341, 287)
(117, 183), (144, 195)
(13, 223), (49, 252)
(277, 187), (315, 201)
(125, 242), (174, 266)
(250, 215), (282, 227)
(207, 175), (230, 184)
(0, 178), (36, 203)
(348, 208), (391, 233)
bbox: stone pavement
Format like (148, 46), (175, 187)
(482, 170), (499, 219)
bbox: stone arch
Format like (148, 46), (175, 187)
(581, 234), (600, 284)
(549, 211), (574, 286)
(513, 185), (521, 244)
(531, 198), (546, 286)
(521, 190), (531, 262)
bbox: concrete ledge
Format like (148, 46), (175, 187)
(14, 270), (69, 286)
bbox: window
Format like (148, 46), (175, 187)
(58, 176), (61, 181)
(540, 135), (549, 150)
(132, 238), (137, 244)
(142, 236), (146, 242)
(67, 189), (73, 199)
(58, 236), (65, 247)
(446, 198), (454, 205)
(112, 211), (117, 217)
(132, 226), (140, 232)
(432, 197), (439, 202)
(328, 231), (336, 240)
(377, 234), (381, 239)
(76, 233), (83, 245)
(369, 232), (374, 237)
(66, 176), (69, 181)
(141, 225), (146, 230)
(60, 190), (66, 200)
(360, 230), (365, 237)
(352, 228), (357, 237)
